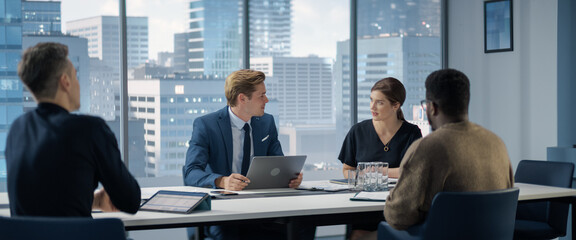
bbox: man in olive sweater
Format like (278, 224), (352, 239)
(384, 69), (514, 230)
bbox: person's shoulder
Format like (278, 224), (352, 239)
(402, 121), (422, 132)
(66, 114), (112, 134)
(352, 119), (372, 130)
(196, 107), (227, 122)
(413, 127), (448, 149)
(256, 112), (274, 120)
(68, 113), (106, 125)
(468, 121), (505, 142)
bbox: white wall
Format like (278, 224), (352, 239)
(447, 0), (558, 169)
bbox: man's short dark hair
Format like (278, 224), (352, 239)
(425, 68), (470, 117)
(17, 42), (69, 99)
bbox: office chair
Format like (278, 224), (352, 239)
(0, 216), (127, 240)
(378, 188), (519, 240)
(514, 159), (575, 240)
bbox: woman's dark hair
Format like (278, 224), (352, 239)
(371, 77), (406, 121)
(425, 68), (470, 117)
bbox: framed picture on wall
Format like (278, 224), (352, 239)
(484, 0), (513, 53)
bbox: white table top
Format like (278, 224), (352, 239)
(1, 182), (575, 229)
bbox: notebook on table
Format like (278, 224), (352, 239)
(244, 155), (307, 190)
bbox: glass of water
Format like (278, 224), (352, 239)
(378, 162), (389, 191)
(362, 162), (379, 192)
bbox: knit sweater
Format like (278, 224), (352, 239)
(384, 120), (514, 230)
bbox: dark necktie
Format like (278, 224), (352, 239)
(241, 123), (251, 176)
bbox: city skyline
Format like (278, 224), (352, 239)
(59, 0), (348, 60)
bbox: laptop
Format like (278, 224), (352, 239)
(244, 155), (307, 189)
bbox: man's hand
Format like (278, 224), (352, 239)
(93, 188), (119, 212)
(216, 173), (251, 191)
(289, 172), (303, 188)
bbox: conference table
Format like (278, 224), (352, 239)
(1, 182), (576, 240)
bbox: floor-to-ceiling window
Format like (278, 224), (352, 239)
(0, 0), (442, 191)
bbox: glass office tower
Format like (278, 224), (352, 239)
(185, 0), (291, 78)
(334, 0), (441, 135)
(22, 0), (61, 35)
(0, 0), (23, 190)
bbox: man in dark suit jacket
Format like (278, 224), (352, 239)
(183, 106), (284, 188)
(183, 69), (302, 190)
(183, 69), (311, 239)
(5, 42), (141, 217)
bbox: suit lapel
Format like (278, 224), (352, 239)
(251, 116), (265, 156)
(217, 107), (233, 170)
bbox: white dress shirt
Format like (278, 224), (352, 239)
(228, 107), (253, 174)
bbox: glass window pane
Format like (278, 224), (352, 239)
(124, 0), (244, 185)
(355, 0), (440, 136)
(250, 0), (350, 180)
(0, 0), (23, 191)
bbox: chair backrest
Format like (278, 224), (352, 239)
(0, 216), (127, 240)
(514, 159), (575, 235)
(421, 188), (519, 240)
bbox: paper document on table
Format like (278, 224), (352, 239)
(298, 182), (350, 192)
(350, 191), (389, 201)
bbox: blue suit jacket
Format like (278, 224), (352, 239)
(183, 106), (283, 188)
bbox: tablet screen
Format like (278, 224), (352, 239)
(140, 191), (209, 214)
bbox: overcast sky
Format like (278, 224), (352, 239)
(59, 0), (349, 60)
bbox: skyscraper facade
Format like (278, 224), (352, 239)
(334, 0), (441, 136)
(22, 0), (61, 35)
(128, 78), (225, 177)
(184, 0), (292, 78)
(0, 0), (22, 188)
(251, 56), (333, 126)
(357, 0), (440, 38)
(66, 16), (149, 119)
(249, 0), (291, 57)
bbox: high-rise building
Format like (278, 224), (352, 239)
(182, 0), (292, 78)
(0, 0), (22, 189)
(334, 36), (440, 133)
(128, 78), (225, 177)
(66, 16), (148, 71)
(22, 0), (61, 35)
(157, 51), (174, 68)
(249, 0), (291, 57)
(89, 58), (116, 120)
(357, 0), (440, 38)
(251, 56), (333, 126)
(333, 0), (440, 136)
(66, 16), (149, 119)
(172, 32), (191, 74)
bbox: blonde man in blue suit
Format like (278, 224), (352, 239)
(183, 69), (311, 240)
(184, 69), (302, 190)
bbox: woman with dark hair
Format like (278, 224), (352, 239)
(339, 77), (422, 179)
(338, 77), (422, 239)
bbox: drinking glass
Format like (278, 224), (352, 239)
(378, 162), (389, 191)
(346, 169), (359, 191)
(363, 162), (378, 192)
(356, 162), (367, 191)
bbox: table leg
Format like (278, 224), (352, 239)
(287, 220), (296, 240)
(572, 198), (575, 240)
(194, 227), (204, 240)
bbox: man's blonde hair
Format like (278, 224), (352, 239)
(225, 69), (266, 107)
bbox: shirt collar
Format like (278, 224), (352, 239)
(228, 106), (251, 130)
